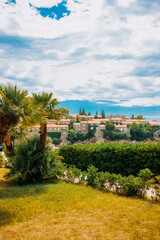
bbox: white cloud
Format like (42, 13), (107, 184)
(29, 0), (63, 8)
(0, 0), (160, 106)
(117, 98), (160, 107)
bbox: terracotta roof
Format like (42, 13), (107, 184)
(110, 118), (123, 121)
(115, 125), (128, 128)
(148, 120), (160, 126)
(88, 121), (101, 124)
(125, 119), (146, 122)
(100, 125), (106, 129)
(47, 124), (68, 128)
(74, 123), (81, 126)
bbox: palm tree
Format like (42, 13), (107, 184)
(0, 84), (42, 146)
(32, 92), (68, 154)
(4, 125), (29, 155)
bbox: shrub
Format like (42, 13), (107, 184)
(138, 168), (153, 181)
(47, 132), (61, 139)
(67, 129), (96, 144)
(63, 165), (85, 184)
(86, 165), (99, 187)
(52, 138), (62, 145)
(61, 166), (153, 198)
(0, 153), (4, 167)
(59, 142), (160, 176)
(6, 135), (62, 184)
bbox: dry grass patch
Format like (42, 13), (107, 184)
(0, 168), (160, 240)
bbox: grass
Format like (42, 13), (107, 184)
(0, 168), (160, 240)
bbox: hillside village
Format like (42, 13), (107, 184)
(30, 113), (160, 144)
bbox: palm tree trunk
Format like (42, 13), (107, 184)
(4, 133), (14, 155)
(40, 123), (47, 154)
(0, 115), (12, 145)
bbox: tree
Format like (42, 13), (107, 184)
(135, 115), (144, 120)
(4, 125), (29, 155)
(129, 123), (152, 141)
(101, 110), (105, 118)
(79, 108), (82, 115)
(105, 122), (115, 131)
(6, 135), (62, 184)
(81, 108), (86, 115)
(95, 111), (98, 119)
(0, 84), (40, 146)
(130, 115), (135, 119)
(76, 115), (80, 123)
(32, 92), (68, 154)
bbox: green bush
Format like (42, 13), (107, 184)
(6, 135), (62, 184)
(67, 129), (96, 144)
(138, 168), (153, 181)
(47, 132), (61, 139)
(129, 123), (153, 141)
(86, 165), (99, 187)
(52, 138), (62, 145)
(59, 142), (160, 176)
(0, 153), (4, 167)
(62, 165), (153, 198)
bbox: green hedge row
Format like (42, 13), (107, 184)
(59, 142), (160, 176)
(47, 132), (61, 139)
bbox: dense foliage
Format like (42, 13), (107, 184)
(129, 123), (153, 141)
(52, 138), (62, 145)
(102, 122), (130, 140)
(0, 153), (4, 167)
(59, 142), (160, 176)
(6, 135), (62, 184)
(47, 132), (61, 139)
(63, 165), (159, 198)
(67, 129), (95, 143)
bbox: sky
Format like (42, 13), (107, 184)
(0, 0), (160, 109)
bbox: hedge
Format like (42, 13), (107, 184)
(59, 142), (160, 176)
(47, 132), (61, 139)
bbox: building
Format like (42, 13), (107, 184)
(122, 119), (147, 125)
(115, 124), (130, 133)
(57, 119), (71, 125)
(47, 124), (69, 132)
(73, 121), (89, 133)
(148, 120), (160, 126)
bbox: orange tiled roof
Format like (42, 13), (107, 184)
(148, 120), (160, 126)
(47, 124), (68, 128)
(115, 124), (128, 128)
(74, 123), (81, 126)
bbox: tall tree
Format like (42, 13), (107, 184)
(95, 111), (98, 119)
(32, 92), (68, 154)
(81, 108), (86, 115)
(101, 110), (105, 118)
(79, 108), (82, 115)
(0, 84), (40, 146)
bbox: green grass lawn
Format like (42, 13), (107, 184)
(0, 168), (160, 240)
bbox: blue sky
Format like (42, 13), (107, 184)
(0, 0), (160, 110)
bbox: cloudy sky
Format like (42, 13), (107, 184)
(0, 0), (160, 107)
